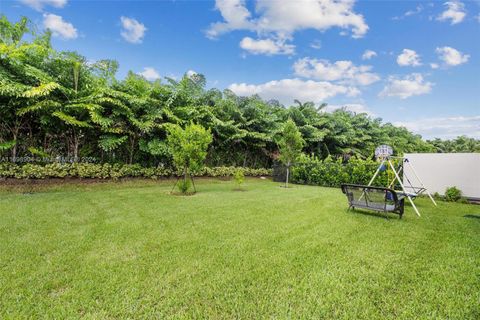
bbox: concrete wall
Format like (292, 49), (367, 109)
(403, 153), (480, 199)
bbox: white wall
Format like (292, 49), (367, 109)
(403, 153), (480, 199)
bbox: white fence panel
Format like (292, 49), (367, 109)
(403, 153), (480, 199)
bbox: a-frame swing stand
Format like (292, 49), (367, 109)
(367, 156), (437, 217)
(170, 173), (197, 194)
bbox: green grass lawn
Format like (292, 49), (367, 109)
(0, 178), (479, 319)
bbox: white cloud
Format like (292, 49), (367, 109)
(430, 63), (439, 69)
(397, 49), (422, 67)
(361, 49), (377, 60)
(228, 78), (360, 106)
(380, 73), (433, 99)
(310, 39), (322, 49)
(404, 5), (423, 17)
(293, 58), (380, 86)
(42, 13), (77, 39)
(120, 16), (147, 44)
(239, 37), (295, 55)
(255, 0), (369, 38)
(394, 116), (480, 139)
(437, 1), (466, 25)
(19, 0), (67, 11)
(138, 67), (160, 81)
(207, 0), (369, 54)
(435, 46), (469, 66)
(324, 104), (374, 116)
(206, 0), (255, 38)
(392, 4), (423, 20)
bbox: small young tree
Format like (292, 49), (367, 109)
(278, 119), (304, 188)
(233, 168), (245, 190)
(167, 123), (212, 194)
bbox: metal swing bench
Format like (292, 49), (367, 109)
(341, 184), (405, 218)
(340, 145), (437, 218)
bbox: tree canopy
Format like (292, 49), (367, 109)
(167, 122), (212, 188)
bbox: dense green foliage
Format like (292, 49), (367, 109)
(292, 155), (391, 187)
(0, 162), (270, 179)
(1, 179), (479, 318)
(444, 186), (463, 202)
(427, 136), (480, 153)
(1, 16), (477, 172)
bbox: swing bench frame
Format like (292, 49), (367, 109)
(366, 155), (437, 217)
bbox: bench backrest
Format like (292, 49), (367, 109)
(341, 184), (399, 208)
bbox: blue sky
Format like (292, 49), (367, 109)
(1, 0), (479, 139)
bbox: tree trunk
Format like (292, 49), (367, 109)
(183, 166), (188, 193)
(73, 143), (78, 162)
(11, 130), (18, 163)
(65, 135), (70, 159)
(285, 163), (290, 188)
(43, 134), (48, 152)
(129, 136), (136, 164)
(73, 130), (79, 162)
(191, 173), (197, 193)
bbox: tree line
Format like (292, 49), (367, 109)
(1, 16), (478, 169)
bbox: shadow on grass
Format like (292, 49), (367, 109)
(170, 191), (197, 196)
(347, 208), (401, 220)
(464, 214), (480, 220)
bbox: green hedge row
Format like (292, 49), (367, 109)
(291, 155), (391, 188)
(0, 157), (395, 186)
(0, 163), (271, 180)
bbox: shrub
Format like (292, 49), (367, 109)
(291, 155), (388, 188)
(177, 178), (191, 194)
(444, 186), (462, 202)
(0, 163), (271, 180)
(233, 168), (245, 189)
